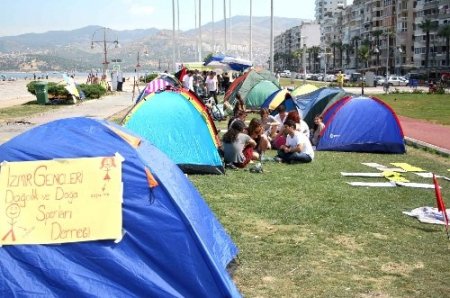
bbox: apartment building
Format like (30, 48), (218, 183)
(274, 21), (321, 72)
(315, 0), (348, 22)
(414, 0), (450, 70)
(316, 0), (450, 76)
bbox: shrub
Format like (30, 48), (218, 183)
(27, 81), (69, 98)
(27, 81), (107, 101)
(79, 84), (107, 99)
(141, 73), (158, 83)
(47, 83), (70, 98)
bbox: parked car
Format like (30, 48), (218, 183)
(324, 74), (336, 82)
(377, 75), (408, 86)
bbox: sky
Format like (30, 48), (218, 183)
(0, 0), (326, 37)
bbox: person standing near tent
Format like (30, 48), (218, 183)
(222, 72), (231, 92)
(223, 120), (256, 169)
(336, 71), (344, 88)
(182, 70), (194, 92)
(275, 119), (314, 164)
(206, 71), (218, 104)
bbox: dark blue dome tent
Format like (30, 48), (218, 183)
(293, 87), (347, 127)
(0, 117), (240, 297)
(317, 96), (406, 154)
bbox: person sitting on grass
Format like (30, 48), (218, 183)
(247, 118), (271, 160)
(222, 120), (256, 169)
(275, 119), (314, 164)
(271, 104), (289, 150)
(259, 107), (278, 140)
(233, 92), (246, 116)
(228, 109), (247, 129)
(310, 115), (325, 146)
(285, 110), (310, 138)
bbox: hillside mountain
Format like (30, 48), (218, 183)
(0, 16), (304, 72)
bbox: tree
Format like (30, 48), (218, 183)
(336, 41), (344, 69)
(330, 41), (340, 70)
(342, 43), (352, 68)
(438, 24), (450, 69)
(352, 36), (361, 69)
(419, 19), (439, 70)
(292, 49), (303, 72)
(358, 45), (371, 95)
(372, 30), (383, 73)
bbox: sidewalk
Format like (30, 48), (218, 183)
(0, 90), (448, 157)
(398, 116), (450, 156)
(0, 91), (134, 143)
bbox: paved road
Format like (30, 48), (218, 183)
(0, 91), (134, 143)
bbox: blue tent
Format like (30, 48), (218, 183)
(203, 53), (253, 72)
(317, 96), (406, 154)
(260, 89), (298, 113)
(294, 87), (346, 127)
(0, 117), (241, 297)
(123, 89), (224, 175)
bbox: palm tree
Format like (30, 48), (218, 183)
(352, 36), (361, 69)
(337, 41), (344, 69)
(306, 47), (313, 71)
(372, 30), (383, 73)
(342, 43), (352, 68)
(419, 19), (439, 70)
(292, 49), (303, 72)
(438, 24), (450, 69)
(358, 45), (371, 95)
(330, 41), (340, 70)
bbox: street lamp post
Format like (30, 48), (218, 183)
(319, 50), (332, 81)
(301, 36), (307, 84)
(373, 46), (380, 77)
(385, 32), (390, 93)
(397, 47), (403, 75)
(91, 27), (119, 76)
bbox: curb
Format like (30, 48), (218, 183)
(405, 137), (450, 158)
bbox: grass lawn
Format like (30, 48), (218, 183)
(374, 93), (450, 126)
(189, 146), (450, 297)
(2, 81), (449, 296)
(0, 100), (69, 122)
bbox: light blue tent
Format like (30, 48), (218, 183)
(123, 89), (224, 175)
(0, 117), (240, 297)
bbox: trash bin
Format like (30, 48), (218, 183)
(35, 81), (49, 105)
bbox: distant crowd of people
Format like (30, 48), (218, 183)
(181, 69), (237, 103)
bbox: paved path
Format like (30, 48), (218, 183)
(0, 89), (448, 155)
(398, 116), (450, 154)
(0, 91), (134, 143)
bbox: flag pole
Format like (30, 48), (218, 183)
(433, 173), (450, 240)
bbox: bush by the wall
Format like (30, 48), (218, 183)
(26, 81), (107, 101)
(79, 84), (107, 99)
(141, 73), (158, 83)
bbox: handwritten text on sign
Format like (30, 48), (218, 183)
(0, 156), (123, 245)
